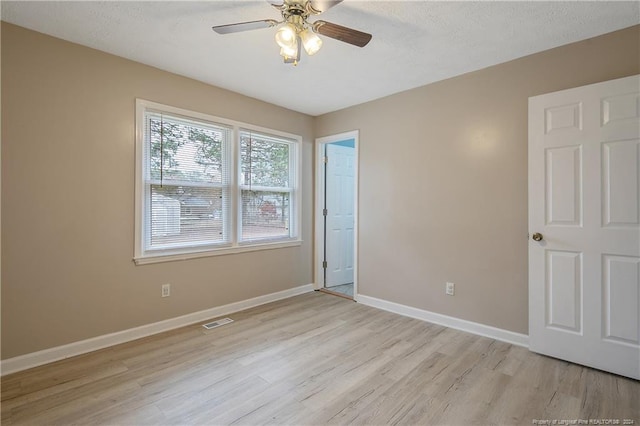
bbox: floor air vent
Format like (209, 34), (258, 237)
(202, 318), (234, 330)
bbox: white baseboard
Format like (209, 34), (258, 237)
(1, 284), (314, 376)
(357, 294), (529, 348)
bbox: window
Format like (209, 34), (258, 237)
(144, 111), (231, 251)
(240, 131), (293, 242)
(135, 100), (300, 264)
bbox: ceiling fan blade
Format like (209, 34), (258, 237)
(312, 20), (372, 47)
(266, 0), (284, 8)
(212, 19), (278, 35)
(307, 0), (343, 14)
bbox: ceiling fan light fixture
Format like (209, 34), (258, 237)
(279, 44), (297, 58)
(213, 0), (372, 66)
(281, 36), (301, 65)
(275, 23), (297, 48)
(300, 29), (322, 55)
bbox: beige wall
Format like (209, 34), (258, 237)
(2, 21), (639, 360)
(1, 23), (314, 359)
(315, 25), (640, 334)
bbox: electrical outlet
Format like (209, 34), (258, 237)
(162, 283), (171, 298)
(446, 282), (455, 296)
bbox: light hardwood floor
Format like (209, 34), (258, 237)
(2, 292), (638, 425)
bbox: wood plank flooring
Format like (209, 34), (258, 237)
(2, 292), (638, 425)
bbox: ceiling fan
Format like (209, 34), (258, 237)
(212, 0), (372, 65)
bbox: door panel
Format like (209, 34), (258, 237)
(529, 74), (640, 379)
(602, 140), (639, 227)
(601, 93), (639, 126)
(545, 102), (582, 134)
(545, 145), (582, 226)
(603, 255), (639, 344)
(546, 250), (582, 333)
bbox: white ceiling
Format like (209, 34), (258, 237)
(2, 1), (639, 116)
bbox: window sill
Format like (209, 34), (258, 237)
(134, 239), (303, 265)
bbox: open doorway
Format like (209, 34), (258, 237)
(315, 131), (358, 300)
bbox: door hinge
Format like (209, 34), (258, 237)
(323, 208), (328, 216)
(322, 260), (327, 269)
(323, 156), (328, 164)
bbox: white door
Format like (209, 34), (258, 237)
(529, 75), (640, 379)
(325, 144), (355, 287)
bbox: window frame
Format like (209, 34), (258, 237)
(134, 99), (302, 265)
(237, 129), (297, 245)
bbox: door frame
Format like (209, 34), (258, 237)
(314, 130), (359, 300)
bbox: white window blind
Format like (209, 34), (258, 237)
(239, 131), (295, 242)
(143, 111), (231, 252)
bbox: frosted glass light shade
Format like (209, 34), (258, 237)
(275, 24), (297, 48)
(300, 29), (322, 55)
(280, 44), (298, 58)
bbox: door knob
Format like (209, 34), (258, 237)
(532, 232), (543, 241)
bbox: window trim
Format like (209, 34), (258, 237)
(134, 99), (302, 265)
(237, 129), (298, 245)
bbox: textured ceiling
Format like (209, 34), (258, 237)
(2, 1), (639, 116)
